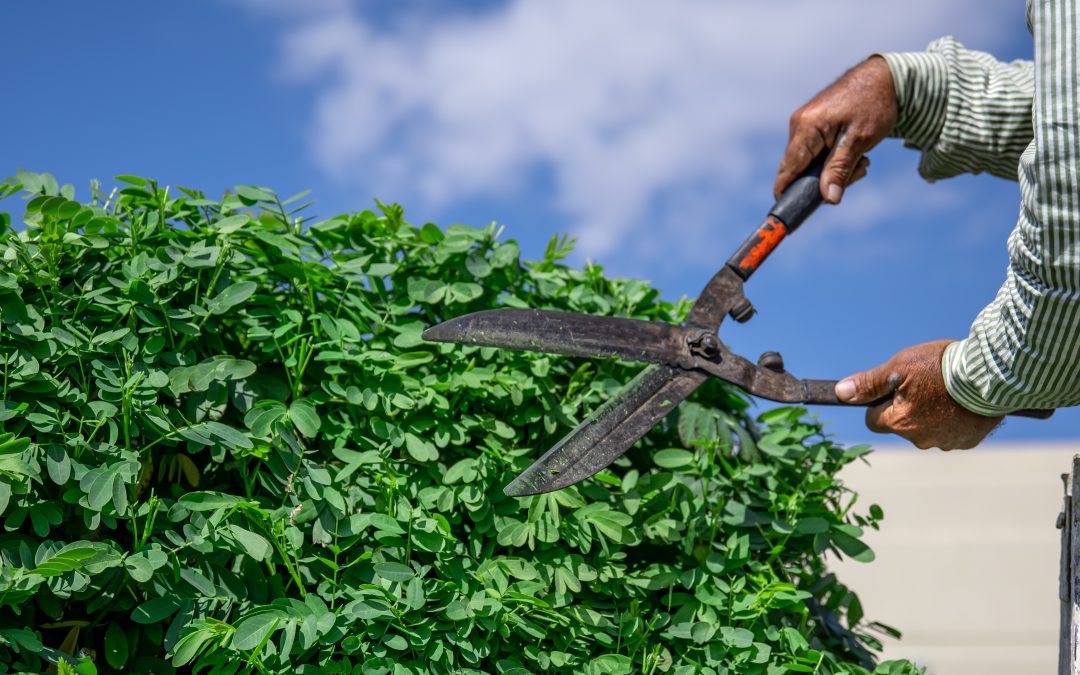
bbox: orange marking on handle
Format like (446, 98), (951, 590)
(738, 217), (787, 271)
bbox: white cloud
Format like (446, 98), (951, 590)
(239, 0), (1024, 264)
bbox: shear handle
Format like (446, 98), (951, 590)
(726, 149), (828, 281)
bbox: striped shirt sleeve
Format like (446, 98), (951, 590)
(880, 37), (1034, 183)
(885, 4), (1080, 416)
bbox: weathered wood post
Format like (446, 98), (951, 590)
(1058, 455), (1080, 674)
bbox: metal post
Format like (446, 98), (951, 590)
(1059, 455), (1080, 675)
(1060, 463), (1072, 675)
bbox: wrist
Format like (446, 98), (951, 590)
(940, 340), (1009, 417)
(876, 50), (949, 149)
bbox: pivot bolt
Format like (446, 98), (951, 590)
(687, 332), (721, 359)
(729, 299), (756, 323)
(757, 351), (785, 373)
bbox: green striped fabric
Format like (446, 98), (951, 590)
(880, 1), (1080, 416)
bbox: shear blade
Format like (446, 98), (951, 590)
(503, 365), (706, 496)
(422, 308), (692, 366)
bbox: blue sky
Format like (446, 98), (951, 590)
(5, 0), (1075, 446)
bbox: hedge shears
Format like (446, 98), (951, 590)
(423, 153), (1052, 496)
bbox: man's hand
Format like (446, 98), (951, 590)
(835, 340), (1003, 450)
(775, 56), (898, 203)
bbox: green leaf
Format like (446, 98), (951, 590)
(104, 622), (129, 670)
(352, 599), (393, 620)
(245, 401), (288, 438)
(391, 351), (433, 369)
(842, 444), (874, 462)
(93, 327), (131, 346)
(205, 421), (254, 450)
(171, 627), (215, 666)
(490, 241), (520, 267)
(207, 281), (257, 314)
(678, 401), (718, 446)
(169, 357), (256, 394)
(449, 282), (483, 303)
(374, 561), (414, 582)
(720, 626), (755, 648)
(213, 214), (250, 233)
(124, 553), (156, 582)
(288, 399), (321, 437)
(366, 262), (398, 276)
(382, 633), (408, 650)
(229, 525), (272, 561)
(690, 622), (716, 643)
(0, 628), (42, 653)
(178, 491), (244, 511)
(443, 458), (476, 485)
(586, 654), (633, 674)
(404, 433), (438, 462)
(582, 508), (633, 543)
(235, 185), (275, 203)
(231, 612), (282, 651)
(33, 542), (97, 577)
(795, 517), (830, 535)
(832, 530), (876, 562)
(419, 222), (444, 243)
(465, 254), (492, 278)
(407, 277), (447, 304)
(0, 434), (30, 455)
(131, 597), (182, 624)
(653, 448), (694, 469)
(180, 567), (216, 596)
(80, 464), (122, 511)
(46, 446), (71, 485)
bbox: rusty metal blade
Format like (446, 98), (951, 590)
(686, 265), (747, 329)
(503, 365), (706, 496)
(422, 308), (690, 366)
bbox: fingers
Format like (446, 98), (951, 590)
(773, 117), (831, 199)
(774, 124), (873, 201)
(849, 341), (1001, 451)
(867, 399), (966, 450)
(835, 364), (900, 405)
(819, 132), (873, 204)
(775, 56), (897, 201)
(848, 156), (870, 186)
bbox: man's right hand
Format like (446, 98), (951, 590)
(774, 55), (898, 203)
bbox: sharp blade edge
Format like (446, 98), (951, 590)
(422, 308), (687, 365)
(503, 365), (706, 496)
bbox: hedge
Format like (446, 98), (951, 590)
(0, 171), (922, 674)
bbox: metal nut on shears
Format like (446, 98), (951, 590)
(687, 331), (721, 359)
(757, 351), (785, 373)
(729, 298), (756, 323)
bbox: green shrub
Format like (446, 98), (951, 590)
(0, 171), (921, 674)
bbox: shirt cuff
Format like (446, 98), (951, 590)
(941, 339), (1011, 417)
(878, 51), (950, 152)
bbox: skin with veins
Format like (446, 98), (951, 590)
(774, 55), (896, 203)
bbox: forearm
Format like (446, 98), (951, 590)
(941, 2), (1080, 415)
(881, 37), (1034, 182)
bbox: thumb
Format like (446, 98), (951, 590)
(835, 364), (900, 404)
(820, 136), (863, 204)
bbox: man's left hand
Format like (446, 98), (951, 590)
(834, 340), (1003, 450)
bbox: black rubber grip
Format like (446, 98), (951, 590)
(769, 150), (828, 233)
(726, 150), (830, 280)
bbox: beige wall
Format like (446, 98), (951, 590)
(832, 444), (1077, 675)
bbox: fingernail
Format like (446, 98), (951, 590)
(836, 379), (857, 401)
(827, 183), (843, 203)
